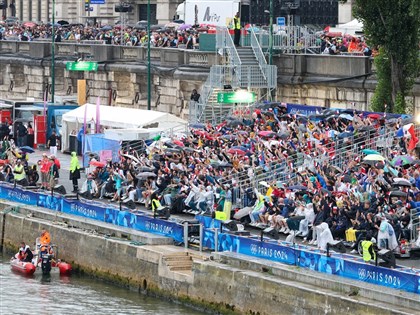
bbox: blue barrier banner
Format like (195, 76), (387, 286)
(0, 183), (184, 244)
(0, 183), (418, 294)
(0, 185), (39, 206)
(196, 215), (221, 229)
(202, 227), (420, 294)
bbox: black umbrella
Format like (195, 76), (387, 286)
(227, 120), (243, 127)
(57, 20), (69, 25)
(101, 25), (113, 31)
(392, 179), (412, 187)
(133, 24), (146, 30)
(389, 190), (407, 198)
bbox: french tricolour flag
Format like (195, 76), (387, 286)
(396, 123), (418, 150)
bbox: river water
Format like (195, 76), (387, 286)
(0, 257), (205, 315)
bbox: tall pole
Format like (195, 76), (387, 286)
(269, 0), (273, 65)
(51, 0), (55, 103)
(147, 0), (151, 110)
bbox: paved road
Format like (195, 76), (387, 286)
(27, 149), (420, 269)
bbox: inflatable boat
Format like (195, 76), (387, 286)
(10, 258), (72, 276)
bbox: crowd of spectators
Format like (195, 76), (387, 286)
(0, 20), (201, 48)
(319, 34), (375, 56)
(70, 103), (419, 254)
(0, 101), (419, 254)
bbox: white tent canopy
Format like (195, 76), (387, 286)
(61, 104), (187, 151)
(329, 19), (363, 36)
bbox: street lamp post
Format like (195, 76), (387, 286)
(51, 0), (55, 103)
(147, 0), (151, 110)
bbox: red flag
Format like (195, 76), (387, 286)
(407, 124), (418, 150)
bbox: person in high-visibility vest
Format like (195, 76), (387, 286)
(233, 12), (241, 47)
(13, 159), (27, 186)
(361, 239), (376, 263)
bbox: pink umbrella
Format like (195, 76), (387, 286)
(227, 148), (246, 155)
(173, 140), (184, 147)
(258, 130), (275, 137)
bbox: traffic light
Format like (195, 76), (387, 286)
(115, 4), (133, 13)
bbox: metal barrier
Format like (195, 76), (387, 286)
(411, 208), (420, 244)
(183, 222), (203, 252)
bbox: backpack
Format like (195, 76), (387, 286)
(54, 159), (61, 169)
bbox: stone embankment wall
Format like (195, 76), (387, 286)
(2, 41), (420, 115)
(1, 204), (419, 315)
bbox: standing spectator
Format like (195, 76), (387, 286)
(49, 155), (59, 189)
(26, 122), (34, 148)
(190, 89), (200, 102)
(40, 153), (51, 189)
(232, 12), (241, 46)
(16, 122), (27, 147)
(69, 151), (81, 192)
(47, 130), (58, 156)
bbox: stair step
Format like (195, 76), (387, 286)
(165, 261), (193, 268)
(169, 266), (193, 271)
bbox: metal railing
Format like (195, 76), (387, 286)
(216, 124), (406, 200)
(216, 27), (241, 66)
(410, 208), (420, 244)
(250, 28), (267, 78)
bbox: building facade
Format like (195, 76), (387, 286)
(9, 0), (183, 26)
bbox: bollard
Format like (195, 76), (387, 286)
(184, 222), (189, 250)
(199, 224), (203, 253)
(214, 228), (219, 252)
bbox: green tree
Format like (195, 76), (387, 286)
(352, 0), (420, 113)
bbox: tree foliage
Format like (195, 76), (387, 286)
(353, 0), (420, 113)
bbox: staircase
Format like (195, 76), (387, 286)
(190, 27), (277, 125)
(162, 251), (208, 272)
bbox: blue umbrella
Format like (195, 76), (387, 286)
(189, 123), (206, 129)
(19, 146), (35, 154)
(288, 185), (308, 191)
(338, 132), (354, 139)
(231, 146), (249, 152)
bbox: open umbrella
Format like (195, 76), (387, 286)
(23, 22), (37, 28)
(361, 149), (380, 155)
(227, 120), (243, 127)
(258, 130), (275, 137)
(137, 166), (155, 172)
(363, 154), (385, 162)
(179, 23), (192, 30)
(391, 155), (414, 167)
(228, 148), (246, 155)
(288, 185), (307, 191)
(57, 20), (69, 25)
(90, 160), (106, 168)
(339, 113), (353, 121)
(392, 179), (412, 187)
(136, 172), (157, 179)
(210, 161), (232, 168)
(367, 113), (382, 120)
(189, 123), (206, 129)
(101, 25), (113, 31)
(19, 146), (35, 154)
(389, 190), (407, 198)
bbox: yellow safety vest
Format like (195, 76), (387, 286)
(14, 165), (25, 181)
(151, 198), (162, 212)
(361, 240), (375, 262)
(234, 17), (240, 30)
